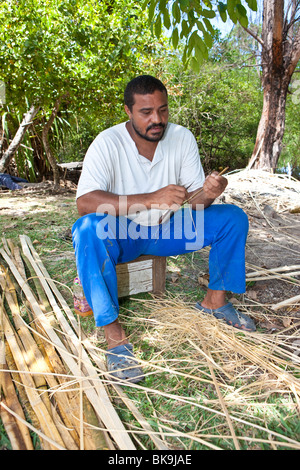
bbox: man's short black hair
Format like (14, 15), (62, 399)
(124, 75), (167, 111)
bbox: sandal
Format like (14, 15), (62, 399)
(106, 343), (145, 383)
(195, 302), (256, 332)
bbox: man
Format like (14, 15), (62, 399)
(72, 75), (255, 384)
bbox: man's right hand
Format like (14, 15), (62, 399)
(149, 184), (188, 209)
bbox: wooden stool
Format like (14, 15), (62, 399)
(116, 255), (167, 298)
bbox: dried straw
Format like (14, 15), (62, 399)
(1, 203), (300, 450)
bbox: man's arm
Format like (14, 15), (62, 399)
(76, 185), (188, 217)
(187, 172), (228, 210)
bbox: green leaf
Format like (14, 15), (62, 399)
(194, 45), (204, 65)
(163, 8), (171, 29)
(203, 30), (213, 48)
(155, 14), (162, 37)
(172, 1), (181, 24)
(217, 2), (227, 22)
(171, 27), (179, 49)
(236, 4), (248, 27)
(180, 19), (190, 38)
(190, 56), (200, 73)
(201, 9), (216, 19)
(148, 0), (157, 24)
(179, 0), (190, 10)
(226, 0), (238, 24)
(245, 0), (257, 11)
(195, 35), (208, 60)
(203, 17), (215, 35)
(159, 0), (167, 9)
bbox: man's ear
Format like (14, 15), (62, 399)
(124, 105), (132, 119)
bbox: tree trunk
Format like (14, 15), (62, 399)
(247, 0), (300, 170)
(41, 96), (65, 187)
(0, 104), (40, 173)
(248, 72), (290, 170)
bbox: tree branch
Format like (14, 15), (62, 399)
(0, 104), (40, 173)
(242, 26), (265, 48)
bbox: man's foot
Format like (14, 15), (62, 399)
(103, 319), (128, 350)
(195, 301), (256, 332)
(106, 343), (145, 383)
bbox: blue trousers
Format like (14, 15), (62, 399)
(72, 204), (249, 327)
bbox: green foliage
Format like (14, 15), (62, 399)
(152, 31), (263, 172)
(0, 0), (160, 178)
(143, 0), (257, 69)
(1, 0), (154, 110)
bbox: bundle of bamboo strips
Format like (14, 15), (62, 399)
(0, 235), (167, 450)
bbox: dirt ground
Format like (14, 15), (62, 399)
(1, 169), (300, 332)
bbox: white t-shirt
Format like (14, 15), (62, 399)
(76, 122), (205, 225)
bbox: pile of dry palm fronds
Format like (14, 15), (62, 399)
(0, 235), (167, 450)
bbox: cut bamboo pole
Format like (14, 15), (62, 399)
(3, 340), (41, 437)
(272, 294), (300, 311)
(0, 267), (53, 414)
(1, 307), (67, 450)
(0, 401), (66, 451)
(0, 361), (34, 450)
(0, 398), (28, 450)
(0, 265), (80, 446)
(247, 265), (300, 277)
(19, 236), (169, 450)
(246, 272), (300, 282)
(0, 246), (136, 450)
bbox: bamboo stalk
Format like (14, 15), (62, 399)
(1, 306), (67, 450)
(0, 245), (136, 450)
(1, 253), (109, 449)
(0, 401), (66, 451)
(19, 236), (167, 449)
(272, 294), (300, 311)
(1, 361), (34, 449)
(246, 272), (300, 282)
(0, 398), (28, 450)
(0, 265), (75, 450)
(3, 340), (41, 437)
(0, 267), (53, 414)
(247, 265), (300, 277)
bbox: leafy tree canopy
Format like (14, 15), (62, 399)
(143, 0), (258, 71)
(0, 0), (155, 118)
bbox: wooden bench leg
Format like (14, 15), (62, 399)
(152, 256), (167, 295)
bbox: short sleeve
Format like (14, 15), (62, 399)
(76, 136), (112, 199)
(178, 130), (205, 191)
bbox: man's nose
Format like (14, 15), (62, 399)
(151, 110), (161, 122)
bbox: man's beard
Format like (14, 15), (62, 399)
(131, 120), (166, 142)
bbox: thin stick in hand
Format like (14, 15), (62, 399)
(159, 167), (229, 225)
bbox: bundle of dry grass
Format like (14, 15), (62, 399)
(123, 293), (300, 449)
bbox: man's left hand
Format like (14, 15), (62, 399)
(202, 171), (228, 200)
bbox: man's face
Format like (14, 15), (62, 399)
(125, 90), (169, 142)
